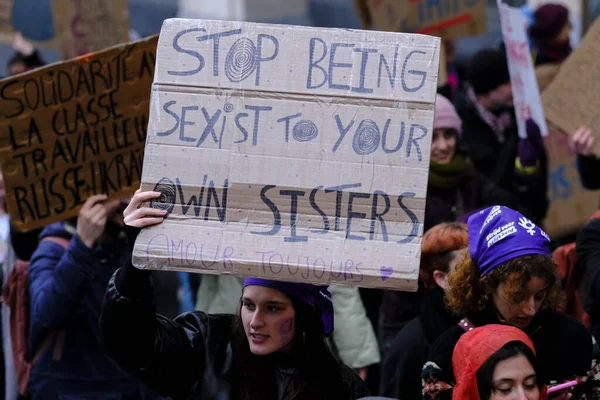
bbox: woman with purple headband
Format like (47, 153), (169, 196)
(421, 206), (600, 400)
(99, 191), (369, 400)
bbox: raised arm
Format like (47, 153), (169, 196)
(100, 191), (203, 399)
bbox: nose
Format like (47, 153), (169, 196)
(250, 310), (265, 329)
(514, 386), (530, 400)
(435, 138), (449, 152)
(522, 297), (536, 317)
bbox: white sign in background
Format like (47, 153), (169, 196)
(498, 1), (548, 138)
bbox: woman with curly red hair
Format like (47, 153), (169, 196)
(379, 222), (467, 399)
(422, 206), (599, 400)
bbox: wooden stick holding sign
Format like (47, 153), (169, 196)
(133, 19), (440, 291)
(0, 35), (158, 232)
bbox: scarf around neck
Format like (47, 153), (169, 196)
(535, 40), (572, 64)
(429, 154), (472, 189)
(467, 86), (513, 142)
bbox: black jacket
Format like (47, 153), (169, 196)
(577, 155), (600, 190)
(100, 263), (369, 400)
(577, 218), (600, 341)
(422, 306), (599, 399)
(425, 168), (515, 232)
(379, 288), (458, 399)
(454, 89), (549, 225)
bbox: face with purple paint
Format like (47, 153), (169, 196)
(241, 285), (296, 355)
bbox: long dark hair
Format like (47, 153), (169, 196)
(476, 341), (543, 400)
(231, 297), (346, 400)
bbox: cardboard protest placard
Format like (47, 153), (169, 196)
(542, 18), (600, 155)
(365, 0), (486, 40)
(498, 1), (548, 139)
(535, 65), (597, 237)
(53, 0), (130, 60)
(133, 19), (440, 291)
(535, 63), (561, 91)
(544, 124), (599, 237)
(0, 35), (158, 232)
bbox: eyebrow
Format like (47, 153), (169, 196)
(494, 379), (516, 384)
(265, 301), (286, 306)
(241, 297), (287, 306)
(494, 374), (536, 385)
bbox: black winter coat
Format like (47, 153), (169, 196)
(379, 289), (458, 400)
(99, 264), (369, 400)
(577, 219), (600, 341)
(577, 155), (600, 190)
(455, 90), (549, 225)
(424, 169), (515, 232)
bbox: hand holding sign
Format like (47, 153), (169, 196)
(123, 190), (167, 229)
(569, 126), (595, 157)
(518, 119), (545, 168)
(12, 31), (34, 56)
(76, 194), (120, 248)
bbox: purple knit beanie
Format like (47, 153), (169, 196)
(529, 4), (569, 41)
(468, 206), (552, 276)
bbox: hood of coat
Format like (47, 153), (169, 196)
(38, 221), (75, 242)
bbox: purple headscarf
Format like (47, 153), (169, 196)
(468, 206), (552, 276)
(243, 278), (334, 336)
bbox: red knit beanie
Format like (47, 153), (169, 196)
(529, 4), (569, 41)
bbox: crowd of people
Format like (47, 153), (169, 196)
(0, 3), (599, 400)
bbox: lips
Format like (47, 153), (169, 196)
(433, 153), (452, 162)
(250, 333), (269, 344)
(514, 317), (532, 326)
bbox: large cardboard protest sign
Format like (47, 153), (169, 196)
(133, 19), (440, 291)
(542, 18), (600, 155)
(535, 65), (598, 236)
(498, 1), (547, 139)
(544, 125), (599, 237)
(365, 0), (486, 40)
(0, 35), (158, 232)
(54, 0), (130, 60)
